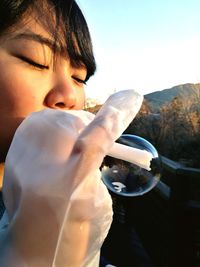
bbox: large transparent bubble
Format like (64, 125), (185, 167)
(101, 134), (161, 197)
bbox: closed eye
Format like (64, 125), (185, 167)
(72, 76), (87, 85)
(17, 55), (49, 70)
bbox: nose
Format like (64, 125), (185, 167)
(44, 79), (77, 110)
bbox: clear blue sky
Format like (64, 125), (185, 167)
(78, 0), (200, 102)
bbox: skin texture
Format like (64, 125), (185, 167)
(0, 11), (87, 165)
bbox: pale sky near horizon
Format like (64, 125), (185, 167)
(78, 0), (200, 102)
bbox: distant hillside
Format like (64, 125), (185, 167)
(85, 83), (200, 167)
(144, 83), (200, 112)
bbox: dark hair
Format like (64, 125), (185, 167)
(0, 0), (96, 80)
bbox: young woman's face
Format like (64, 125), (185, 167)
(0, 13), (87, 161)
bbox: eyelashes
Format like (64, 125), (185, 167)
(72, 76), (87, 85)
(17, 55), (49, 70)
(16, 55), (87, 84)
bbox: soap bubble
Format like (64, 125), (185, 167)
(101, 134), (161, 197)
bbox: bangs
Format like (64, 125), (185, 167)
(32, 0), (96, 81)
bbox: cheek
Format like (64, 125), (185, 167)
(0, 70), (47, 157)
(0, 69), (45, 116)
(76, 89), (86, 109)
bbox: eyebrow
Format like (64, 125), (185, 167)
(11, 31), (87, 70)
(12, 31), (61, 52)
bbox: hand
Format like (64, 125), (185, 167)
(0, 90), (143, 267)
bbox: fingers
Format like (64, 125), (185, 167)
(70, 90), (143, 183)
(95, 89), (143, 141)
(76, 89), (143, 155)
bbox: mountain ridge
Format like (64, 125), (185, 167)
(144, 83), (200, 112)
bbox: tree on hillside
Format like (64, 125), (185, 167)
(86, 95), (200, 167)
(124, 100), (161, 148)
(84, 104), (102, 114)
(158, 97), (191, 158)
(125, 96), (200, 167)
